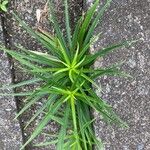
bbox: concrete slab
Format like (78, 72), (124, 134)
(86, 0), (150, 149)
(0, 19), (22, 150)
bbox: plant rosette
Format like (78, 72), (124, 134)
(0, 0), (136, 149)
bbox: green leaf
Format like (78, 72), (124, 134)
(56, 103), (70, 149)
(51, 86), (70, 95)
(0, 46), (40, 69)
(14, 86), (50, 119)
(28, 50), (62, 63)
(36, 30), (56, 47)
(13, 13), (59, 55)
(92, 69), (133, 79)
(82, 84), (128, 127)
(64, 0), (72, 48)
(83, 0), (112, 47)
(72, 43), (79, 66)
(78, 33), (101, 61)
(0, 78), (42, 90)
(89, 62), (133, 79)
(82, 40), (130, 66)
(71, 16), (83, 52)
(34, 139), (58, 147)
(0, 5), (7, 12)
(48, 1), (70, 58)
(57, 39), (70, 65)
(35, 31), (64, 59)
(78, 0), (99, 46)
(20, 96), (65, 150)
(75, 70), (100, 90)
(2, 0), (9, 5)
(0, 92), (33, 96)
(15, 45), (64, 67)
(76, 101), (93, 149)
(24, 94), (58, 129)
(70, 96), (81, 149)
(15, 96), (42, 119)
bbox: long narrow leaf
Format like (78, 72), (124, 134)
(16, 45), (64, 67)
(0, 78), (42, 90)
(13, 12), (59, 55)
(64, 0), (72, 48)
(48, 1), (70, 58)
(56, 103), (70, 149)
(82, 40), (130, 66)
(24, 94), (57, 129)
(0, 92), (33, 96)
(78, 0), (99, 46)
(20, 95), (65, 150)
(83, 0), (112, 47)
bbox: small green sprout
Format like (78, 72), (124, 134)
(0, 0), (8, 12)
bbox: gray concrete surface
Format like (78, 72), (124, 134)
(0, 20), (22, 150)
(85, 0), (150, 149)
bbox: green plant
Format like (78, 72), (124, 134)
(0, 0), (8, 12)
(0, 0), (134, 149)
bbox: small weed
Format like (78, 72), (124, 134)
(0, 0), (135, 149)
(0, 0), (8, 12)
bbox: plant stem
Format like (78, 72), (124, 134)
(70, 96), (81, 149)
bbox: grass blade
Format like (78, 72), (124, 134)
(64, 0), (72, 48)
(15, 45), (64, 67)
(14, 86), (50, 119)
(82, 40), (130, 66)
(0, 46), (39, 69)
(78, 33), (101, 60)
(56, 103), (70, 149)
(34, 139), (58, 147)
(13, 12), (58, 55)
(71, 16), (83, 52)
(57, 39), (70, 65)
(20, 96), (65, 150)
(78, 0), (99, 46)
(48, 1), (70, 58)
(0, 92), (33, 96)
(24, 94), (57, 129)
(83, 0), (112, 47)
(0, 78), (42, 90)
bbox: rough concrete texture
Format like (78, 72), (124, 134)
(0, 21), (22, 149)
(85, 0), (150, 150)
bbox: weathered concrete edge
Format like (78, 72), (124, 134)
(85, 0), (150, 150)
(0, 13), (23, 150)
